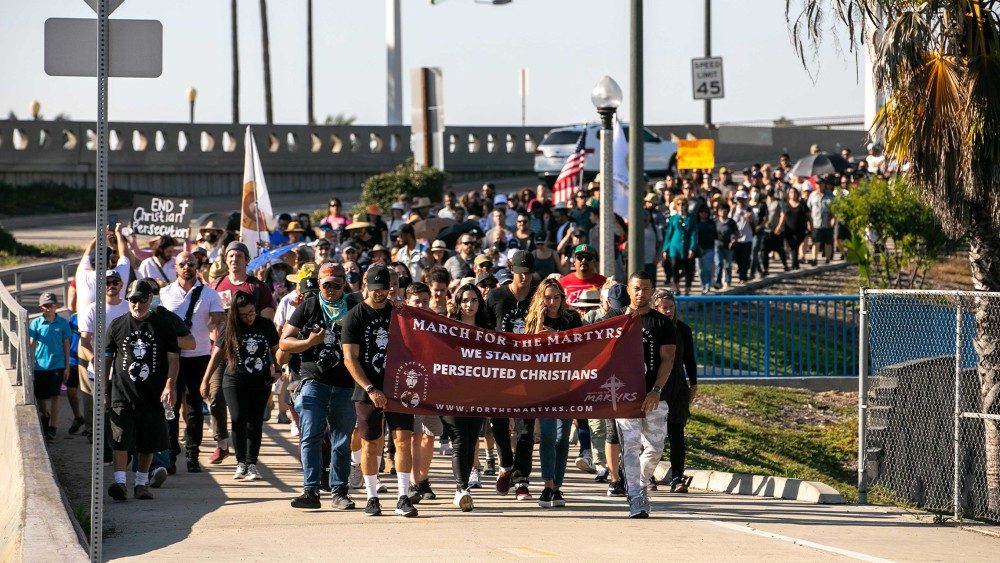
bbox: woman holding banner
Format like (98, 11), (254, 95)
(443, 283), (491, 512)
(523, 279), (582, 508)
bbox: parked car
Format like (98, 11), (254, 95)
(533, 123), (677, 185)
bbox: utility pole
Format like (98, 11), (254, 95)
(627, 0), (644, 277)
(386, 0), (402, 125)
(704, 0), (712, 129)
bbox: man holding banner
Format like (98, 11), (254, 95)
(607, 271), (676, 519)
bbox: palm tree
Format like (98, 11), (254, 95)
(231, 0), (240, 123)
(259, 0), (274, 125)
(307, 0), (315, 125)
(787, 0), (1000, 513)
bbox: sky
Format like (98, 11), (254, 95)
(0, 0), (865, 126)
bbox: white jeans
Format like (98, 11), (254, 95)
(616, 400), (669, 498)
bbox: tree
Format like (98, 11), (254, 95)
(306, 0), (315, 125)
(231, 0), (240, 123)
(259, 0), (274, 125)
(787, 0), (1000, 513)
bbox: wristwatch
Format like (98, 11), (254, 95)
(365, 384), (376, 394)
(650, 384), (662, 394)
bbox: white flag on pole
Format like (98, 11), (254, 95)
(240, 126), (274, 258)
(612, 116), (629, 218)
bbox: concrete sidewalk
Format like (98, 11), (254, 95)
(72, 421), (996, 562)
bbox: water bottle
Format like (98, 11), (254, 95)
(164, 400), (175, 421)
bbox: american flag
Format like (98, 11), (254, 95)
(552, 132), (587, 204)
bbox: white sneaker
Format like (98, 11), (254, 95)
(468, 467), (482, 489)
(233, 463), (248, 480)
(349, 463), (363, 489)
(245, 463), (261, 481)
(290, 420), (299, 437)
(575, 453), (596, 474)
(453, 489), (474, 512)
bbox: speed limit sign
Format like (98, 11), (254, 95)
(692, 57), (724, 100)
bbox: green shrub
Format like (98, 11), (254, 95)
(355, 159), (446, 216)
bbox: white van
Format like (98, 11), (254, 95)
(533, 123), (677, 185)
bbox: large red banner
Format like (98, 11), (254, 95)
(384, 306), (645, 419)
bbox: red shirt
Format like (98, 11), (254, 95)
(559, 272), (606, 307)
(213, 276), (276, 313)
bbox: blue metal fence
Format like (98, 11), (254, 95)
(674, 295), (860, 378)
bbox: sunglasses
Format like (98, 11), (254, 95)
(128, 295), (150, 304)
(106, 279), (122, 286)
(321, 281), (345, 291)
(477, 262), (493, 269)
(329, 203), (341, 208)
(575, 255), (596, 262)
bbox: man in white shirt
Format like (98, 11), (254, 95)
(137, 235), (179, 286)
(78, 270), (131, 436)
(75, 226), (131, 315)
(159, 251), (225, 472)
(394, 224), (427, 282)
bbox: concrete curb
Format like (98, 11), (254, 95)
(653, 462), (846, 504)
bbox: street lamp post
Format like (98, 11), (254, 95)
(591, 75), (623, 280)
(186, 87), (198, 124)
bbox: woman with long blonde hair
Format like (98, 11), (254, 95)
(523, 278), (581, 508)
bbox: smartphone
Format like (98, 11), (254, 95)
(108, 214), (118, 230)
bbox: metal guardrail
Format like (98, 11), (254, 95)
(676, 295), (859, 378)
(0, 257), (78, 308)
(0, 277), (33, 405)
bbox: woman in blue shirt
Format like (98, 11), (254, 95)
(661, 197), (697, 295)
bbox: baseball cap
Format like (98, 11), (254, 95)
(38, 292), (58, 306)
(474, 254), (493, 268)
(573, 244), (597, 258)
(298, 277), (319, 295)
(735, 190), (749, 199)
(576, 289), (600, 309)
(603, 283), (630, 309)
(475, 272), (498, 288)
(508, 250), (535, 274)
(315, 238), (331, 248)
(533, 233), (548, 244)
(126, 279), (156, 301)
(365, 264), (391, 290)
(318, 262), (341, 280)
(391, 202), (406, 212)
(105, 269), (122, 281)
(225, 241), (251, 258)
(494, 269), (513, 285)
(493, 194), (508, 206)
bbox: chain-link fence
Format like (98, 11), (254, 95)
(859, 290), (1000, 523)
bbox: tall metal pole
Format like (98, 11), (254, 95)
(386, 0), (403, 125)
(519, 68), (527, 128)
(954, 302), (963, 521)
(598, 109), (616, 279)
(704, 0), (712, 129)
(307, 0), (315, 124)
(857, 288), (869, 505)
(627, 0), (644, 276)
(91, 3), (110, 560)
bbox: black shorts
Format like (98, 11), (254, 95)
(354, 401), (414, 441)
(33, 369), (63, 400)
(65, 366), (80, 389)
(813, 227), (834, 245)
(109, 403), (170, 454)
(606, 419), (621, 445)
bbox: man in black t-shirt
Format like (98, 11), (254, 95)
(281, 262), (359, 510)
(485, 250), (539, 500)
(342, 265), (417, 518)
(606, 271), (676, 519)
(104, 279), (180, 502)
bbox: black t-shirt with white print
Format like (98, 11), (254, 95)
(287, 295), (354, 388)
(486, 284), (536, 333)
(342, 301), (393, 402)
(607, 307), (676, 400)
(105, 310), (180, 408)
(217, 316), (279, 388)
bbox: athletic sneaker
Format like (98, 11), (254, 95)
(209, 447), (230, 464)
(108, 482), (127, 501)
(232, 463), (248, 480)
(594, 465), (610, 483)
(418, 480), (436, 500)
(348, 463), (363, 489)
(537, 487), (555, 508)
(395, 495), (419, 517)
(495, 468), (512, 495)
(453, 489), (474, 512)
(364, 497), (382, 517)
(575, 453), (596, 474)
(331, 492), (356, 510)
(149, 467), (168, 489)
(552, 489), (566, 507)
(290, 421), (299, 437)
(468, 468), (482, 489)
(607, 481), (626, 497)
(276, 412), (291, 424)
(245, 464), (261, 481)
(291, 488), (321, 509)
(484, 458), (497, 476)
(514, 483), (532, 501)
(670, 477), (689, 493)
(376, 478), (388, 494)
(133, 485), (154, 500)
(187, 459), (202, 473)
(45, 426), (57, 441)
(648, 476), (658, 491)
(407, 488), (423, 505)
(68, 416), (85, 435)
(628, 495), (649, 518)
